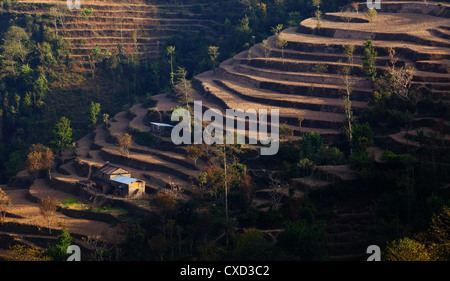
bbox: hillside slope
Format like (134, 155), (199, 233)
(193, 0), (450, 145)
(9, 0), (221, 69)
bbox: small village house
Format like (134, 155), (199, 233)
(93, 162), (131, 181)
(109, 175), (145, 198)
(150, 122), (174, 137)
(92, 162), (131, 194)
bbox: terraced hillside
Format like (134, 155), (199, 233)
(193, 0), (450, 145)
(9, 0), (221, 69)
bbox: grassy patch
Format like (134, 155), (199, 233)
(61, 198), (127, 214)
(86, 205), (128, 214)
(61, 198), (86, 209)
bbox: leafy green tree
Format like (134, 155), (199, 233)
(88, 101), (101, 128)
(340, 45), (356, 154)
(352, 122), (374, 150)
(0, 26), (31, 80)
(88, 45), (101, 79)
(362, 37), (378, 82)
(166, 46), (176, 86)
(364, 8), (377, 22)
(312, 0), (322, 30)
(46, 229), (75, 261)
(51, 116), (73, 155)
(173, 67), (193, 109)
(34, 73), (49, 101)
(299, 132), (323, 162)
(208, 46), (220, 75)
(1, 26), (30, 64)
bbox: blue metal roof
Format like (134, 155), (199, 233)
(150, 122), (174, 127)
(110, 175), (142, 184)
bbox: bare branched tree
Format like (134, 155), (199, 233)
(387, 48), (415, 101)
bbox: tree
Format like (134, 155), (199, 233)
(297, 115), (304, 132)
(39, 196), (58, 235)
(1, 26), (30, 64)
(271, 24), (287, 63)
(208, 46), (220, 75)
(340, 45), (356, 154)
(26, 144), (55, 179)
(364, 8), (377, 22)
(259, 39), (270, 64)
(173, 67), (193, 109)
(88, 101), (101, 128)
(352, 122), (374, 150)
(186, 144), (203, 168)
(312, 0), (322, 30)
(88, 45), (102, 79)
(103, 113), (109, 127)
(0, 26), (31, 81)
(166, 46), (176, 86)
(204, 142), (244, 244)
(117, 133), (132, 157)
(271, 24), (284, 37)
(299, 132), (324, 162)
(362, 37), (378, 82)
(384, 237), (431, 261)
(386, 48), (414, 101)
(46, 229), (75, 260)
(298, 158), (316, 177)
(274, 35), (287, 64)
(51, 117), (73, 155)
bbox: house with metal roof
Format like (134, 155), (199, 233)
(150, 122), (174, 137)
(93, 162), (131, 182)
(91, 162), (131, 194)
(109, 175), (145, 198)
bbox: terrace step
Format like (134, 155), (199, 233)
(194, 71), (347, 130)
(299, 14), (450, 48)
(284, 27), (450, 61)
(232, 63), (373, 90)
(213, 79), (368, 115)
(216, 63), (373, 102)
